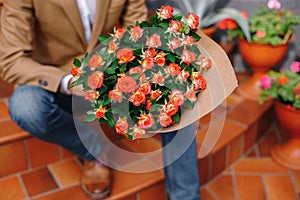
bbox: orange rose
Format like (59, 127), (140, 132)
(129, 66), (143, 76)
(146, 100), (152, 111)
(199, 56), (212, 70)
(114, 27), (125, 40)
(116, 75), (137, 93)
(109, 90), (123, 102)
(158, 112), (173, 127)
(182, 49), (196, 65)
(169, 20), (181, 33)
(180, 70), (190, 80)
(154, 52), (166, 66)
(115, 118), (128, 134)
(170, 90), (185, 106)
(95, 107), (106, 119)
(183, 36), (194, 46)
(146, 34), (161, 48)
(138, 113), (155, 129)
(159, 5), (174, 19)
(141, 57), (155, 70)
(129, 90), (146, 106)
(162, 103), (178, 116)
(138, 82), (152, 95)
(88, 71), (104, 89)
(71, 67), (81, 76)
(85, 90), (100, 102)
(143, 48), (156, 58)
(150, 90), (162, 100)
(130, 26), (144, 41)
(165, 63), (181, 77)
(132, 126), (146, 139)
(187, 12), (199, 30)
(88, 55), (103, 69)
(278, 76), (288, 85)
(185, 89), (197, 102)
(117, 48), (136, 64)
(193, 76), (206, 91)
(151, 72), (165, 85)
(169, 38), (181, 50)
(107, 40), (118, 54)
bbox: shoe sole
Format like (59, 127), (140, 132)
(80, 181), (111, 199)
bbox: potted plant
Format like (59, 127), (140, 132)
(219, 0), (300, 100)
(259, 61), (300, 170)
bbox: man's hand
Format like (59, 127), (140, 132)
(68, 77), (85, 97)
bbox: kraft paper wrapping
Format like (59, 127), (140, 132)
(158, 31), (238, 133)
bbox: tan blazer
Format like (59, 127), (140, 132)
(0, 0), (148, 92)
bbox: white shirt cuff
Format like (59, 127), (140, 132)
(60, 74), (73, 95)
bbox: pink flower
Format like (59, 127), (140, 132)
(267, 0), (281, 10)
(146, 34), (162, 48)
(260, 75), (272, 89)
(169, 20), (181, 33)
(255, 30), (266, 39)
(290, 61), (300, 73)
(130, 26), (144, 42)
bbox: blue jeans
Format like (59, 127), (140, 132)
(161, 124), (201, 200)
(9, 85), (200, 199)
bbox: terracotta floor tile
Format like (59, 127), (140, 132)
(139, 181), (166, 200)
(258, 131), (279, 156)
(60, 147), (75, 159)
(0, 176), (26, 200)
(228, 135), (243, 165)
(211, 148), (226, 178)
(0, 120), (29, 145)
(227, 99), (272, 125)
(108, 170), (164, 199)
(0, 141), (28, 177)
(0, 101), (10, 119)
(292, 170), (300, 193)
(235, 175), (265, 200)
(26, 137), (60, 168)
(31, 185), (91, 200)
(234, 158), (289, 174)
(49, 159), (82, 187)
(200, 188), (215, 200)
(243, 124), (258, 152)
(209, 175), (235, 200)
(21, 167), (58, 196)
(225, 93), (243, 108)
(264, 175), (298, 200)
(198, 156), (210, 186)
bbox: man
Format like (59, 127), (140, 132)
(0, 0), (201, 199)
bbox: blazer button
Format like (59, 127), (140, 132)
(38, 80), (48, 86)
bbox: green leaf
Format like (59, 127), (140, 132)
(84, 114), (96, 122)
(158, 21), (169, 28)
(106, 114), (116, 128)
(73, 58), (82, 67)
(191, 32), (201, 42)
(172, 112), (180, 124)
(105, 67), (116, 74)
(98, 35), (110, 45)
(166, 53), (176, 63)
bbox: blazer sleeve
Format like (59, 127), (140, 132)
(121, 0), (148, 27)
(0, 0), (67, 92)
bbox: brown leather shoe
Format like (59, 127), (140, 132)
(81, 160), (112, 199)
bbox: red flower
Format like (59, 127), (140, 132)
(165, 63), (181, 77)
(150, 90), (162, 100)
(107, 41), (118, 54)
(138, 82), (152, 95)
(88, 71), (104, 89)
(169, 38), (181, 50)
(218, 18), (237, 30)
(154, 52), (166, 66)
(199, 56), (212, 70)
(151, 72), (165, 85)
(71, 67), (82, 76)
(95, 107), (106, 119)
(116, 75), (137, 93)
(278, 76), (288, 85)
(183, 36), (194, 46)
(138, 113), (155, 129)
(88, 55), (103, 69)
(113, 27), (125, 40)
(143, 48), (156, 58)
(187, 12), (199, 30)
(117, 48), (136, 64)
(141, 57), (155, 70)
(185, 89), (197, 102)
(129, 66), (143, 76)
(162, 103), (178, 116)
(159, 5), (174, 19)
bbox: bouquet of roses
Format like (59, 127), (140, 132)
(71, 5), (214, 140)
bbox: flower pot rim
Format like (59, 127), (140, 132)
(238, 36), (293, 47)
(274, 101), (300, 114)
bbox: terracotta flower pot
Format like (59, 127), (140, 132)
(271, 101), (300, 170)
(236, 38), (289, 101)
(200, 24), (217, 38)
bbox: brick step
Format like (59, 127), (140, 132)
(0, 73), (276, 199)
